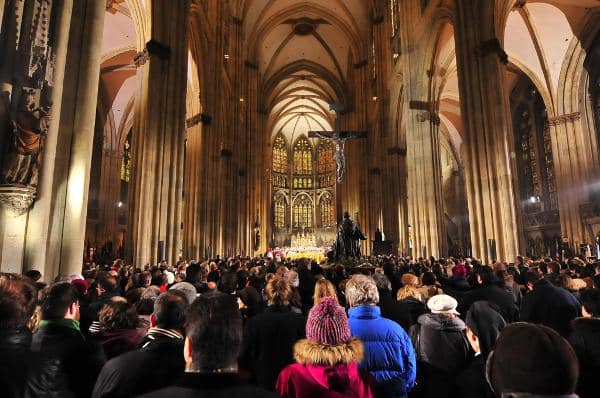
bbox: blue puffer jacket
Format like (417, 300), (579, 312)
(348, 305), (417, 397)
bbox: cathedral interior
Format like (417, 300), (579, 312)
(0, 0), (599, 277)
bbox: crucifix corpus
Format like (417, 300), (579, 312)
(309, 103), (367, 260)
(308, 103), (367, 185)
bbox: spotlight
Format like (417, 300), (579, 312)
(118, 201), (123, 208)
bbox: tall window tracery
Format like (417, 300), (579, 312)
(273, 134), (288, 174)
(320, 193), (334, 227)
(271, 134), (335, 235)
(274, 194), (286, 229)
(120, 134), (131, 182)
(293, 136), (313, 174)
(293, 195), (313, 228)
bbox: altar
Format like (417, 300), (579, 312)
(269, 231), (331, 262)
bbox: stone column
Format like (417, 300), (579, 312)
(453, 0), (520, 263)
(129, 0), (189, 267)
(399, 0), (445, 259)
(44, 0), (106, 276)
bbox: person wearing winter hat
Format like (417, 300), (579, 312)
(409, 294), (471, 398)
(456, 301), (507, 398)
(276, 297), (377, 398)
(487, 322), (579, 397)
(346, 274), (416, 398)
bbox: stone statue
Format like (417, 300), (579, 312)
(2, 89), (51, 187)
(334, 211), (366, 260)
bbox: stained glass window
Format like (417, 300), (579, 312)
(293, 136), (312, 174)
(317, 140), (334, 174)
(274, 195), (286, 228)
(120, 133), (131, 182)
(320, 193), (334, 227)
(293, 195), (313, 228)
(273, 134), (288, 174)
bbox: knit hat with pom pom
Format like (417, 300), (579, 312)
(306, 297), (351, 345)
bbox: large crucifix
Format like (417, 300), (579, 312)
(308, 103), (367, 222)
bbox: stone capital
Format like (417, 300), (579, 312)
(0, 186), (36, 216)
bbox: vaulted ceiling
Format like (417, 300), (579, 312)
(236, 0), (374, 143)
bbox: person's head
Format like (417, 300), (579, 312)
(525, 270), (541, 291)
(421, 271), (437, 286)
(96, 272), (118, 297)
(313, 278), (338, 305)
(40, 282), (80, 320)
(217, 271), (238, 295)
(580, 288), (600, 318)
(372, 273), (391, 291)
(548, 261), (561, 274)
(286, 269), (299, 288)
(345, 274), (379, 307)
(295, 296), (363, 368)
(265, 276), (291, 306)
(98, 301), (138, 330)
(153, 290), (189, 331)
(475, 266), (496, 286)
(426, 294), (459, 317)
(24, 270), (42, 283)
(169, 282), (197, 305)
(184, 293), (242, 372)
(487, 323), (578, 396)
(0, 274), (37, 330)
(465, 301), (506, 358)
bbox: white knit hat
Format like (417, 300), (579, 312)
(427, 294), (459, 315)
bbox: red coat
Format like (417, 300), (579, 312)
(276, 338), (377, 398)
(276, 363), (376, 398)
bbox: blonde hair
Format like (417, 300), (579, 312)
(397, 273), (423, 301)
(397, 285), (422, 301)
(313, 278), (338, 305)
(265, 276), (292, 306)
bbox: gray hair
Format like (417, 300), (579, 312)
(372, 273), (391, 291)
(169, 282), (198, 304)
(345, 274), (379, 306)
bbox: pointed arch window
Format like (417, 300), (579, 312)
(320, 193), (334, 227)
(120, 132), (132, 182)
(293, 136), (313, 175)
(272, 134), (288, 174)
(317, 140), (334, 174)
(293, 195), (313, 228)
(274, 194), (286, 229)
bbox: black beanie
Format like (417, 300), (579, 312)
(488, 322), (579, 396)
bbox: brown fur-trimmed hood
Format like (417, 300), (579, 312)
(293, 338), (364, 366)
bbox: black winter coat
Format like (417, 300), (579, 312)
(26, 322), (106, 398)
(137, 373), (277, 398)
(409, 313), (471, 398)
(238, 305), (306, 390)
(458, 284), (519, 322)
(456, 355), (493, 398)
(378, 289), (419, 331)
(0, 327), (33, 398)
(92, 331), (185, 398)
(568, 317), (600, 398)
(520, 279), (581, 337)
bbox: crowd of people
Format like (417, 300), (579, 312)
(1, 254), (599, 397)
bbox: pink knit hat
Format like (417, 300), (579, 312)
(306, 297), (351, 345)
